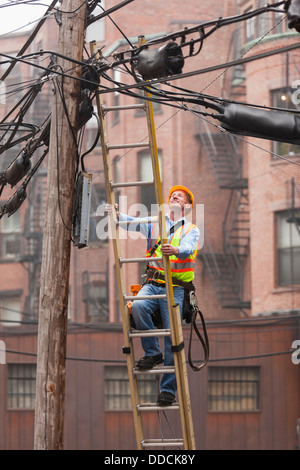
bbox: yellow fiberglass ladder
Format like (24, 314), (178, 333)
(90, 39), (196, 451)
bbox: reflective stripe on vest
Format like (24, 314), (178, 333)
(146, 221), (198, 283)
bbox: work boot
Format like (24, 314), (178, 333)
(136, 353), (163, 369)
(157, 391), (176, 406)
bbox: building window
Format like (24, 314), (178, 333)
(104, 366), (157, 411)
(0, 211), (21, 259)
(256, 0), (270, 37)
(85, 0), (106, 43)
(271, 89), (300, 159)
(277, 210), (300, 286)
(0, 294), (22, 327)
(135, 84), (162, 116)
(82, 270), (109, 322)
(112, 155), (121, 206)
(245, 6), (256, 43)
(208, 366), (260, 412)
(112, 69), (121, 125)
(1, 53), (22, 110)
(7, 363), (36, 409)
(139, 150), (162, 214)
(243, 2), (287, 45)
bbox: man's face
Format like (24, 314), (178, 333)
(169, 190), (190, 212)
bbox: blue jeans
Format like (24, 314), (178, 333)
(131, 282), (185, 395)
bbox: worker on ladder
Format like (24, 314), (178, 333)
(107, 185), (199, 406)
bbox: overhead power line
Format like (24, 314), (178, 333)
(2, 347), (295, 364)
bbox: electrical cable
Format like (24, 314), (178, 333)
(80, 111), (100, 172)
(0, 3), (291, 94)
(97, 2), (135, 49)
(0, 0), (59, 71)
(86, 0), (135, 27)
(52, 77), (73, 233)
(97, 67), (300, 170)
(105, 1), (287, 61)
(0, 21), (297, 102)
(1, 346), (295, 365)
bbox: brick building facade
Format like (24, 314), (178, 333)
(0, 0), (299, 450)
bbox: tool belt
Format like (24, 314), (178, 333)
(145, 267), (195, 291)
(144, 266), (209, 372)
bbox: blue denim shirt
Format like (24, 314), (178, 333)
(118, 212), (199, 260)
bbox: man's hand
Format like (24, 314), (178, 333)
(105, 203), (119, 219)
(161, 244), (179, 256)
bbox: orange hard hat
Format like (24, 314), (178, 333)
(168, 185), (195, 207)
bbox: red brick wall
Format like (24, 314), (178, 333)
(244, 35), (300, 315)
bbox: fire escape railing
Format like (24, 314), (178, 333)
(199, 120), (251, 310)
(199, 119), (247, 189)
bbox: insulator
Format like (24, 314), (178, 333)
(5, 186), (27, 217)
(78, 94), (94, 128)
(5, 152), (31, 187)
(220, 103), (300, 145)
(135, 41), (184, 80)
(81, 64), (100, 92)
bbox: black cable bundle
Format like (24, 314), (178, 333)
(135, 41), (184, 80)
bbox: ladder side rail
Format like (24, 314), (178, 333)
(140, 36), (195, 450)
(90, 41), (145, 450)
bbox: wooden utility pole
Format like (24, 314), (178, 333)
(34, 0), (87, 450)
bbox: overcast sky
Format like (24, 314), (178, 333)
(0, 1), (104, 42)
(0, 0), (52, 36)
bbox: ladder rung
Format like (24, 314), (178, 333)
(120, 256), (163, 264)
(118, 217), (157, 226)
(141, 439), (184, 448)
(111, 180), (153, 189)
(124, 294), (167, 301)
(107, 142), (149, 150)
(133, 366), (176, 375)
(129, 328), (171, 338)
(102, 104), (146, 112)
(137, 402), (180, 411)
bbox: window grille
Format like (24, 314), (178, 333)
(138, 150), (162, 214)
(271, 89), (300, 159)
(208, 366), (259, 412)
(0, 212), (21, 258)
(277, 210), (300, 286)
(242, 1), (287, 45)
(104, 366), (157, 410)
(0, 296), (21, 326)
(7, 363), (36, 409)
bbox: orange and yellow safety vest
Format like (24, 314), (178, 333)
(145, 221), (198, 285)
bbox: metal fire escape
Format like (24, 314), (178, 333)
(199, 119), (251, 310)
